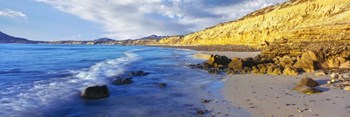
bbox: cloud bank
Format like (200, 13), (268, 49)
(0, 9), (27, 19)
(36, 0), (286, 39)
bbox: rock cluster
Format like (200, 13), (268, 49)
(326, 73), (350, 90)
(189, 47), (350, 76)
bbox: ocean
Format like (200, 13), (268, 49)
(0, 44), (247, 117)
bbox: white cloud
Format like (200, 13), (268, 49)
(0, 9), (27, 19)
(35, 0), (286, 39)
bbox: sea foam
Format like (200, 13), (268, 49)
(0, 51), (138, 116)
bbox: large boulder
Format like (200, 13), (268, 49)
(293, 51), (322, 72)
(228, 57), (243, 71)
(81, 85), (109, 99)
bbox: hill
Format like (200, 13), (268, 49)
(0, 31), (33, 43)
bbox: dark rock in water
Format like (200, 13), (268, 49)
(129, 71), (150, 76)
(81, 85), (109, 99)
(201, 99), (212, 103)
(158, 83), (167, 88)
(208, 68), (219, 74)
(298, 76), (319, 87)
(196, 110), (205, 115)
(113, 76), (133, 85)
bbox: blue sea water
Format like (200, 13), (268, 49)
(0, 44), (248, 117)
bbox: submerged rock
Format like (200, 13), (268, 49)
(158, 83), (167, 88)
(129, 71), (150, 76)
(113, 76), (133, 85)
(81, 85), (109, 99)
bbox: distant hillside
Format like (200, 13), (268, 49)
(0, 31), (33, 43)
(156, 0), (350, 47)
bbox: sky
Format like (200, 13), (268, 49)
(0, 0), (287, 41)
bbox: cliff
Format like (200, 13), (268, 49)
(157, 0), (350, 47)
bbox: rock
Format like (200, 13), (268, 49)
(228, 57), (243, 71)
(242, 57), (256, 67)
(330, 79), (337, 83)
(257, 64), (267, 74)
(252, 66), (260, 74)
(197, 110), (205, 115)
(283, 67), (298, 76)
(208, 55), (231, 68)
(158, 83), (167, 88)
(327, 58), (341, 68)
(113, 76), (133, 85)
(129, 71), (150, 76)
(81, 85), (109, 99)
(327, 81), (332, 84)
(343, 73), (350, 79)
(293, 51), (322, 73)
(279, 55), (294, 68)
(330, 73), (339, 79)
(266, 64), (282, 75)
(339, 61), (350, 69)
(315, 71), (326, 76)
(293, 86), (322, 94)
(208, 68), (219, 74)
(297, 76), (319, 87)
(344, 86), (350, 91)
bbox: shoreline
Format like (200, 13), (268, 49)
(183, 49), (350, 116)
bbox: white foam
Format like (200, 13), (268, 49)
(0, 51), (139, 115)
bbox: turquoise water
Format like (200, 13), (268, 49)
(0, 44), (248, 117)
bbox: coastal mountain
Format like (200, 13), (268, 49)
(0, 31), (33, 43)
(157, 0), (350, 46)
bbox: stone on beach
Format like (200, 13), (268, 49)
(293, 86), (322, 94)
(297, 76), (319, 87)
(293, 76), (322, 94)
(81, 85), (110, 99)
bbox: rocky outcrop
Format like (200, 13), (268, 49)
(81, 85), (110, 99)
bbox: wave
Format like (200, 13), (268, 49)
(0, 51), (139, 116)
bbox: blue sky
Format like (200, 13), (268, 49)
(0, 0), (286, 41)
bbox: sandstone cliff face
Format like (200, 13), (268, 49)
(159, 0), (350, 46)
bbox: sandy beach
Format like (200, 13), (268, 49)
(195, 51), (350, 117)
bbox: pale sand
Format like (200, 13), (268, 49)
(223, 74), (350, 117)
(195, 51), (350, 116)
